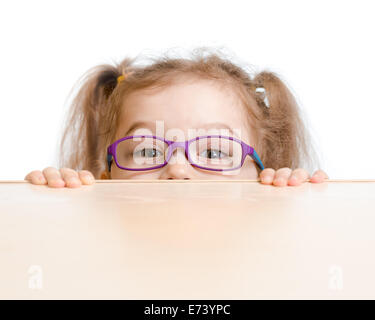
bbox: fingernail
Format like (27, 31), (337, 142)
(289, 176), (298, 183)
(50, 179), (64, 186)
(82, 175), (94, 184)
(38, 176), (46, 183)
(263, 176), (272, 183)
(274, 178), (285, 185)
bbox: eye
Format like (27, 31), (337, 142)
(134, 148), (163, 158)
(200, 149), (228, 159)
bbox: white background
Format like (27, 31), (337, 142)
(0, 0), (374, 180)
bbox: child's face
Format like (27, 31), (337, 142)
(110, 77), (259, 180)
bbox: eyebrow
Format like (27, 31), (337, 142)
(200, 122), (240, 137)
(123, 121), (241, 138)
(124, 121), (155, 136)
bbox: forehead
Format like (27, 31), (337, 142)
(118, 77), (253, 142)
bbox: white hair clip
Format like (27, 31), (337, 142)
(255, 87), (270, 108)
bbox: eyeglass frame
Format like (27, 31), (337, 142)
(106, 135), (265, 172)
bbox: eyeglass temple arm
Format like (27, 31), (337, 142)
(251, 149), (265, 171)
(107, 145), (113, 172)
(106, 154), (112, 172)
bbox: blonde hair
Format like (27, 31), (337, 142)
(59, 47), (320, 178)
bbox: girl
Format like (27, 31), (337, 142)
(25, 48), (328, 188)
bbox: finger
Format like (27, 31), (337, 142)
(288, 168), (310, 186)
(60, 168), (82, 188)
(273, 167), (293, 187)
(42, 167), (65, 188)
(24, 170), (47, 185)
(310, 169), (329, 183)
(259, 168), (276, 185)
(78, 170), (95, 185)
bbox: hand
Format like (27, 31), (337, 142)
(259, 168), (328, 187)
(24, 167), (95, 188)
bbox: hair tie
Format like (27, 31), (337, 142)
(117, 74), (126, 84)
(117, 71), (135, 84)
(255, 87), (270, 108)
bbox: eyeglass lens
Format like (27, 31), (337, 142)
(115, 137), (243, 170)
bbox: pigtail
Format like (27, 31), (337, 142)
(58, 58), (134, 178)
(252, 71), (318, 171)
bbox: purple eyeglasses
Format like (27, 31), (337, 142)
(106, 135), (265, 172)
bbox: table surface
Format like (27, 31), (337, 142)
(1, 179), (375, 299)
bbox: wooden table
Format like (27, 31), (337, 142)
(0, 180), (374, 299)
